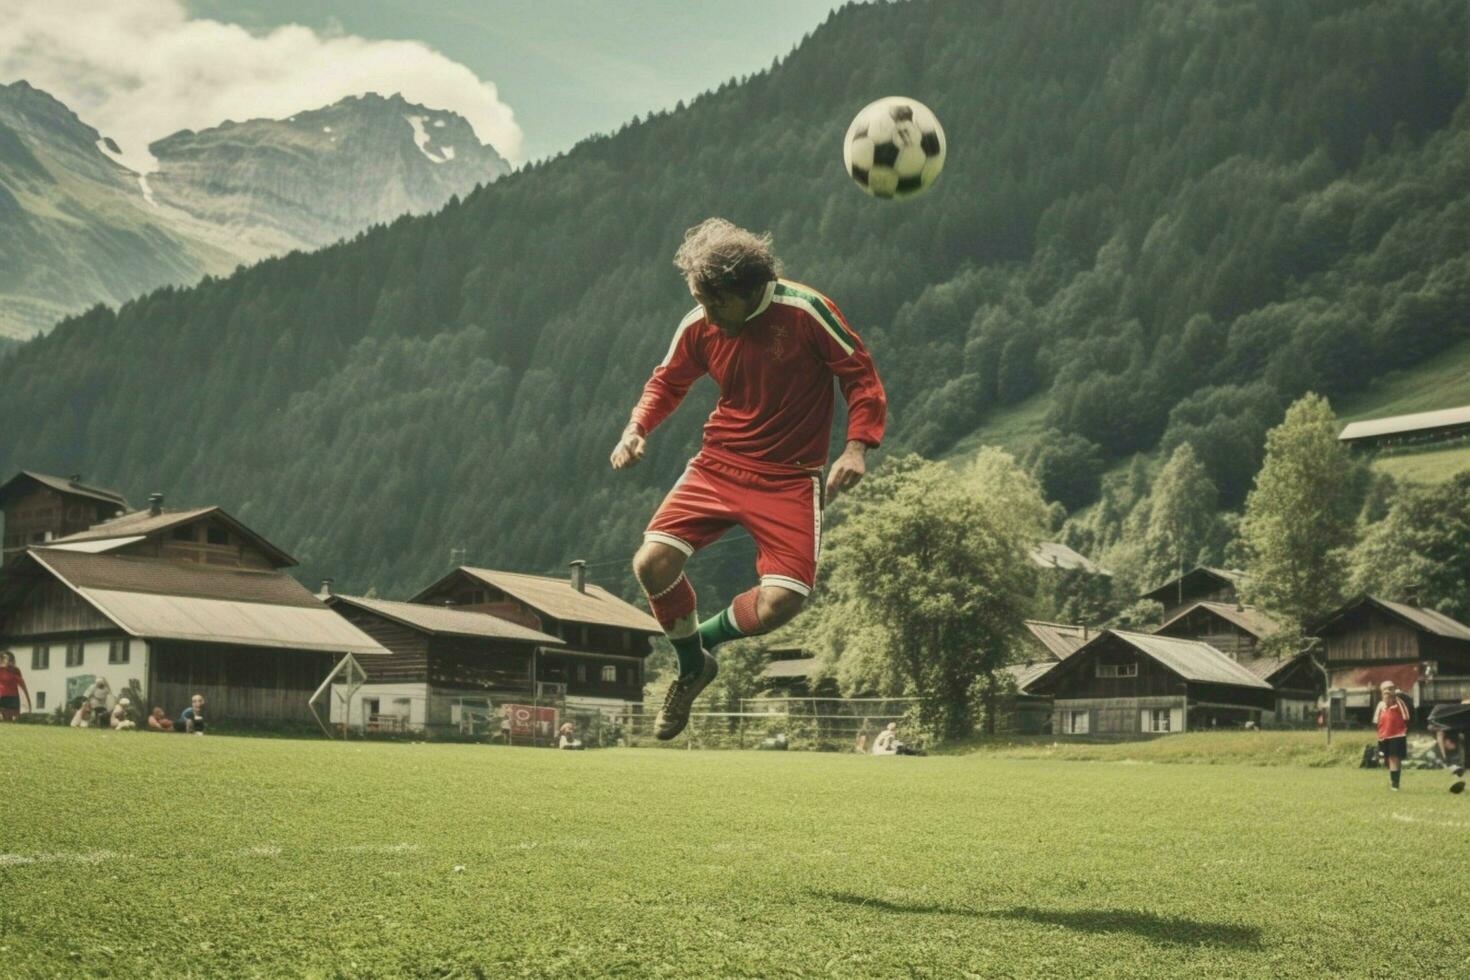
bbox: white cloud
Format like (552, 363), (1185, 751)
(0, 0), (522, 172)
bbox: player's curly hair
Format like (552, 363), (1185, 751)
(673, 217), (783, 296)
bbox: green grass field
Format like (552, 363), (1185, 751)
(3, 728), (1467, 978)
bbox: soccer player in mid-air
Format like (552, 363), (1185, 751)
(611, 218), (887, 739)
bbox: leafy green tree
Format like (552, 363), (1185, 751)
(1349, 470), (1470, 622)
(1140, 443), (1220, 588)
(799, 450), (1045, 741)
(1237, 394), (1364, 632)
(1026, 430), (1104, 511)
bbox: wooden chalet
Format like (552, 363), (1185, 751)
(0, 546), (386, 725)
(324, 593), (564, 735)
(1338, 405), (1470, 451)
(1140, 566), (1243, 622)
(1154, 601), (1320, 724)
(757, 651), (838, 698)
(997, 621), (1094, 734)
(1313, 595), (1470, 724)
(409, 564), (660, 717)
(0, 472), (129, 565)
(1030, 629), (1274, 735)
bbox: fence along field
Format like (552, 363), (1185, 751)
(2, 725), (1466, 977)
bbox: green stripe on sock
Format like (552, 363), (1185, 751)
(698, 607), (745, 651)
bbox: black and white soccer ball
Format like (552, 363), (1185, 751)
(843, 96), (946, 200)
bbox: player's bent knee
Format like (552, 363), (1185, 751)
(633, 542), (686, 593)
(758, 586), (806, 627)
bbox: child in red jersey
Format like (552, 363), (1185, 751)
(0, 650), (31, 720)
(1373, 680), (1412, 791)
(611, 218), (886, 740)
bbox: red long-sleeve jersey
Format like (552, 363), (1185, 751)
(631, 279), (887, 473)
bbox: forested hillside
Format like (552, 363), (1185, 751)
(0, 0), (1465, 603)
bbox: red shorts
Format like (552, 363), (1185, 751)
(645, 453), (823, 595)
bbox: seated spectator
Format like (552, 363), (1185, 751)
(179, 693), (206, 734)
(110, 697), (136, 731)
(557, 722), (584, 750)
(70, 701), (93, 728)
(147, 707), (174, 732)
(83, 676), (113, 717)
(872, 722), (899, 756)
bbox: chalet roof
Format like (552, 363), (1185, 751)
(1237, 654), (1304, 683)
(1315, 595), (1470, 642)
(1140, 566), (1243, 604)
(0, 471), (129, 509)
(1030, 542), (1110, 576)
(1156, 601), (1281, 640)
(1100, 630), (1273, 689)
(1022, 620), (1092, 660)
(1338, 405), (1470, 442)
(12, 549), (386, 656)
(1004, 661), (1058, 693)
(329, 594), (562, 645)
(51, 505), (297, 568)
(414, 567), (661, 634)
(760, 656), (818, 680)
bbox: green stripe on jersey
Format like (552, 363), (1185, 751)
(773, 281), (856, 353)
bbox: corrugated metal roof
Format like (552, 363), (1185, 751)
(1022, 620), (1091, 660)
(31, 549), (321, 608)
(52, 506), (217, 543)
(0, 471), (129, 508)
(1109, 630), (1273, 689)
(1238, 655), (1299, 682)
(1339, 405), (1470, 442)
(331, 594), (563, 645)
(450, 567), (661, 633)
(1156, 601), (1281, 639)
(80, 589), (388, 655)
(1029, 542), (1110, 575)
(1374, 597), (1470, 641)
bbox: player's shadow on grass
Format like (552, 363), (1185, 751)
(812, 892), (1262, 949)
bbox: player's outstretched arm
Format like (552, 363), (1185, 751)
(610, 422), (647, 470)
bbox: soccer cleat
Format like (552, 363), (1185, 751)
(1451, 767), (1466, 795)
(654, 651), (718, 741)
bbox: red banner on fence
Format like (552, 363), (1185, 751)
(503, 704), (558, 738)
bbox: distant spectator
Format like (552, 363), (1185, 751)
(872, 722), (899, 756)
(83, 677), (113, 716)
(1373, 680), (1411, 791)
(557, 722), (584, 750)
(0, 650), (31, 721)
(110, 697), (136, 731)
(147, 707), (174, 732)
(70, 701), (93, 728)
(179, 694), (206, 735)
(855, 720), (872, 754)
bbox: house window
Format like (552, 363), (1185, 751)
(1065, 710), (1090, 734)
(109, 639), (130, 664)
(602, 665), (617, 684)
(207, 527), (229, 546)
(172, 526), (194, 541)
(32, 645), (49, 670)
(1146, 708), (1171, 733)
(36, 691), (46, 709)
(1096, 663), (1138, 678)
(576, 665), (587, 683)
(65, 642), (84, 667)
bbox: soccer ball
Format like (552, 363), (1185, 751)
(843, 96), (946, 200)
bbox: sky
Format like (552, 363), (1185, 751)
(0, 0), (848, 169)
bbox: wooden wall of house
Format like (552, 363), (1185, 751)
(1323, 608), (1421, 663)
(117, 517), (276, 569)
(1052, 695), (1185, 735)
(1156, 581), (1238, 621)
(538, 651), (643, 700)
(1160, 611), (1258, 659)
(150, 641), (333, 722)
(2, 488), (122, 561)
(1, 576), (116, 638)
(1271, 658), (1322, 700)
(1420, 635), (1470, 674)
(331, 605), (429, 683)
(428, 636), (534, 694)
(1044, 640), (1187, 701)
(1189, 681), (1274, 711)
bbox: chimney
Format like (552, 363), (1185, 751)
(569, 559), (587, 594)
(318, 578), (333, 599)
(148, 492), (164, 516)
(68, 473), (82, 484)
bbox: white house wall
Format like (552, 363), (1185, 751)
(18, 636), (147, 719)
